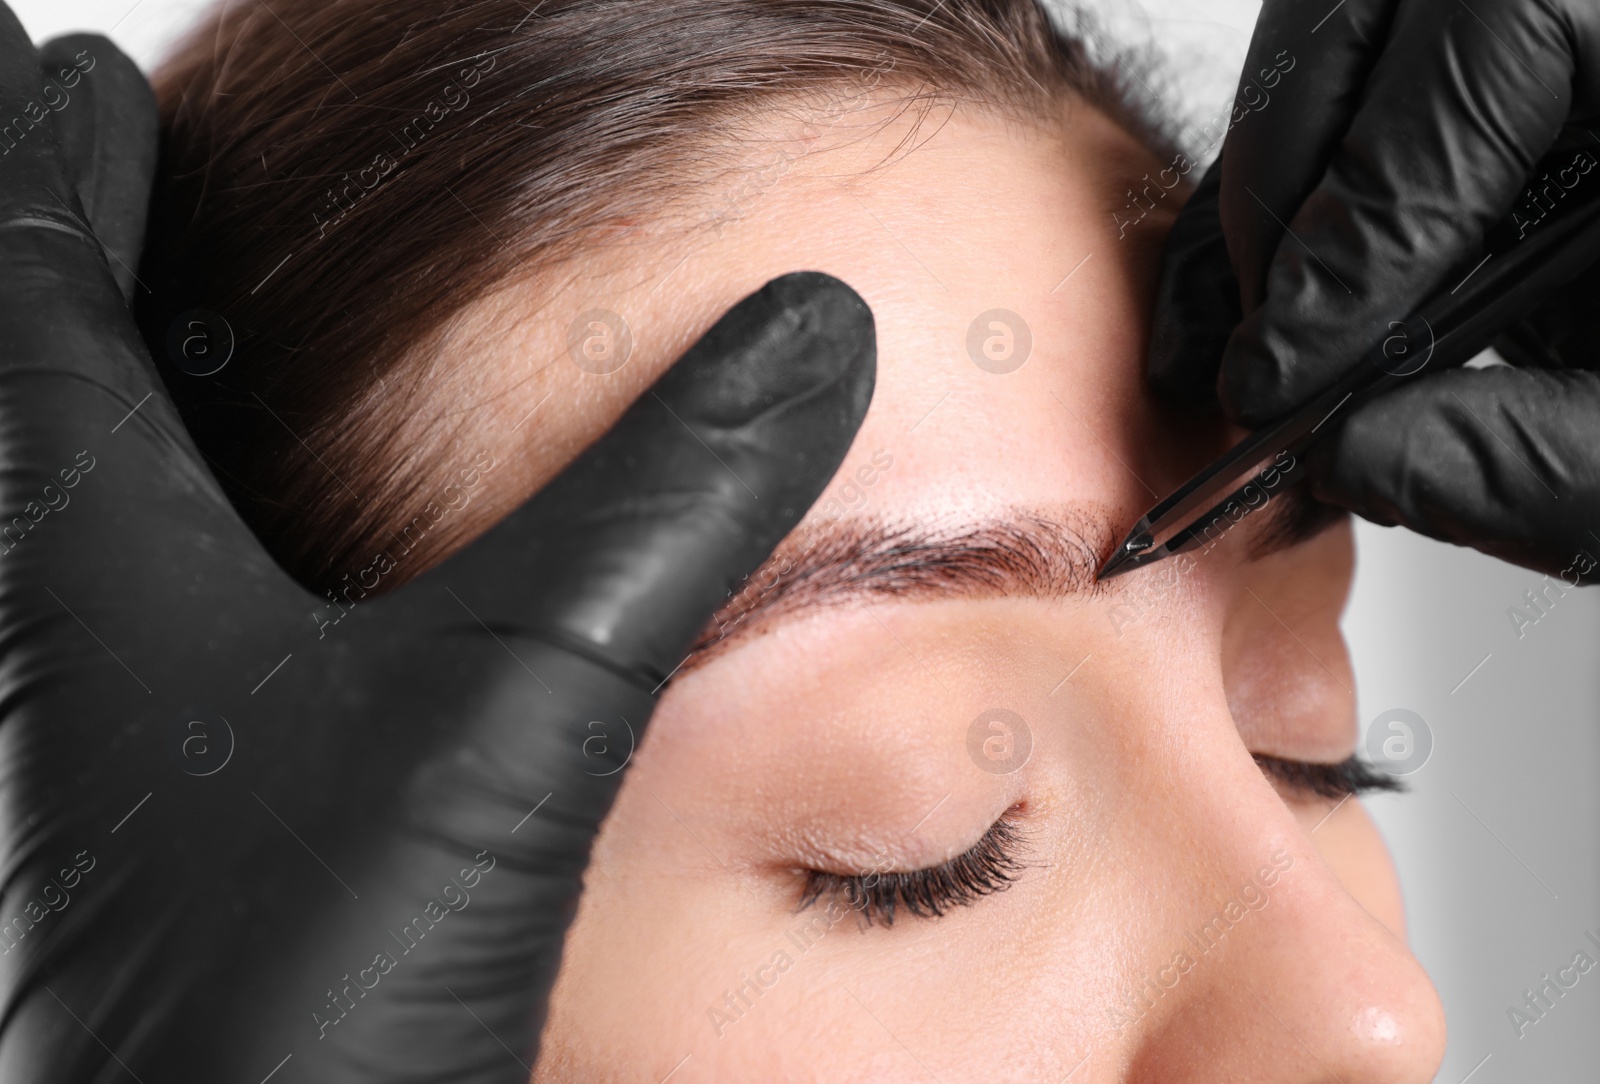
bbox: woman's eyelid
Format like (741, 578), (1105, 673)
(866, 808), (1025, 875)
(1253, 752), (1407, 799)
(787, 796), (1029, 878)
(796, 811), (1023, 885)
(796, 809), (1034, 926)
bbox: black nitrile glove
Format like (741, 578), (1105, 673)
(0, 12), (875, 1082)
(1148, 0), (1600, 580)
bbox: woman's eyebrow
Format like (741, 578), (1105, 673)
(684, 508), (1114, 665)
(678, 488), (1348, 673)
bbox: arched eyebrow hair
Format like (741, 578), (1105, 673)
(676, 485), (1345, 679)
(681, 506), (1116, 672)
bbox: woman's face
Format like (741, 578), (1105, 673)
(451, 92), (1446, 1082)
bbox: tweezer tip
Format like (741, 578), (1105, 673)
(1095, 554), (1133, 581)
(1096, 534), (1152, 581)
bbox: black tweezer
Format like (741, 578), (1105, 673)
(1099, 161), (1600, 581)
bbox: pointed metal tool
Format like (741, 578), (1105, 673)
(1099, 178), (1600, 581)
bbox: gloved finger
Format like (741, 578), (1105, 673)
(0, 1), (58, 198)
(0, 5), (250, 585)
(1220, 0), (1581, 426)
(1151, 0), (1391, 411)
(37, 33), (158, 304)
(406, 269), (877, 688)
(1146, 154), (1239, 412)
(1307, 366), (1600, 579)
(1492, 254), (1600, 371)
(1219, 0), (1397, 308)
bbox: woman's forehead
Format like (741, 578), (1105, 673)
(479, 99), (1182, 535)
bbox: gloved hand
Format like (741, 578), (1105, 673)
(0, 11), (875, 1082)
(1148, 0), (1600, 581)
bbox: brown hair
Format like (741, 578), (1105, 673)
(137, 0), (1171, 594)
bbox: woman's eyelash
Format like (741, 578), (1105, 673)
(1253, 753), (1407, 799)
(792, 753), (1392, 929)
(787, 754), (1388, 927)
(796, 816), (1029, 929)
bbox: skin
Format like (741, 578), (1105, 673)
(406, 88), (1446, 1081)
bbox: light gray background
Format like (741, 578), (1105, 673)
(14, 0), (1598, 1079)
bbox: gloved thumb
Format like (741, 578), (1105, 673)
(1308, 365), (1600, 582)
(420, 270), (878, 689)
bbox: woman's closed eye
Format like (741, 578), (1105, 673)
(1253, 753), (1407, 801)
(794, 756), (1397, 929)
(795, 812), (1031, 928)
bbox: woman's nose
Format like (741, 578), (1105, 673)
(1095, 682), (1448, 1084)
(1124, 845), (1447, 1083)
(1093, 609), (1445, 1082)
